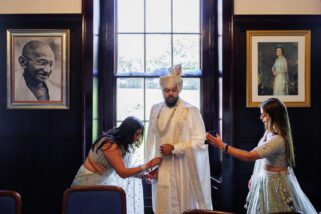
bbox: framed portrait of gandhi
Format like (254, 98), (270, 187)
(246, 30), (311, 108)
(7, 29), (70, 109)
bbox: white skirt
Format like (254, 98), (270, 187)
(245, 168), (317, 214)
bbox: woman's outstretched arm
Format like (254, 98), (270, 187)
(104, 143), (162, 178)
(206, 133), (260, 162)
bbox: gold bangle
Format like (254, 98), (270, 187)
(140, 163), (147, 172)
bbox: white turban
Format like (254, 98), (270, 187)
(159, 64), (183, 92)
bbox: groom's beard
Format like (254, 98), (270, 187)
(165, 96), (179, 107)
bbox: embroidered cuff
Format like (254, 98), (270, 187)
(172, 143), (185, 155)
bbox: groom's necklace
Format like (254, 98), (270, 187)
(156, 101), (179, 137)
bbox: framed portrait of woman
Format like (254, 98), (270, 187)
(246, 30), (311, 107)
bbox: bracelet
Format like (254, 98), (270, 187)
(140, 163), (147, 172)
(224, 144), (229, 153)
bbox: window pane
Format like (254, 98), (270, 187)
(145, 78), (163, 119)
(117, 78), (144, 120)
(218, 0), (223, 35)
(146, 0), (171, 33)
(94, 36), (98, 74)
(117, 0), (144, 32)
(116, 121), (122, 127)
(173, 0), (200, 33)
(93, 77), (98, 142)
(93, 119), (98, 142)
(93, 78), (98, 120)
(173, 35), (200, 73)
(143, 122), (149, 141)
(93, 0), (100, 35)
(180, 78), (200, 109)
(117, 34), (144, 73)
(146, 35), (171, 74)
(218, 36), (222, 72)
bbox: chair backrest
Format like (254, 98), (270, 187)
(0, 190), (22, 214)
(62, 185), (126, 214)
(269, 212), (303, 214)
(183, 209), (235, 214)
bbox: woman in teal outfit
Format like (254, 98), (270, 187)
(72, 116), (161, 214)
(206, 98), (317, 214)
(72, 116), (161, 186)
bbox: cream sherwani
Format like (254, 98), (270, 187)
(146, 98), (213, 214)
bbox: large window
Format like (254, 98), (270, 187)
(93, 0), (220, 160)
(116, 0), (201, 157)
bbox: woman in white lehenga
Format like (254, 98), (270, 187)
(206, 98), (317, 214)
(272, 47), (289, 95)
(105, 148), (145, 214)
(71, 116), (162, 214)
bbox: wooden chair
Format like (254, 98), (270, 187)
(183, 209), (235, 214)
(62, 185), (126, 214)
(0, 190), (22, 214)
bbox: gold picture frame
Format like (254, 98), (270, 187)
(7, 29), (70, 109)
(246, 30), (311, 107)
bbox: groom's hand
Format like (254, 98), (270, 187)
(160, 144), (174, 156)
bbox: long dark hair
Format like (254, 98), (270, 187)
(260, 98), (295, 167)
(92, 116), (144, 155)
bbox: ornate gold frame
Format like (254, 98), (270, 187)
(246, 30), (311, 107)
